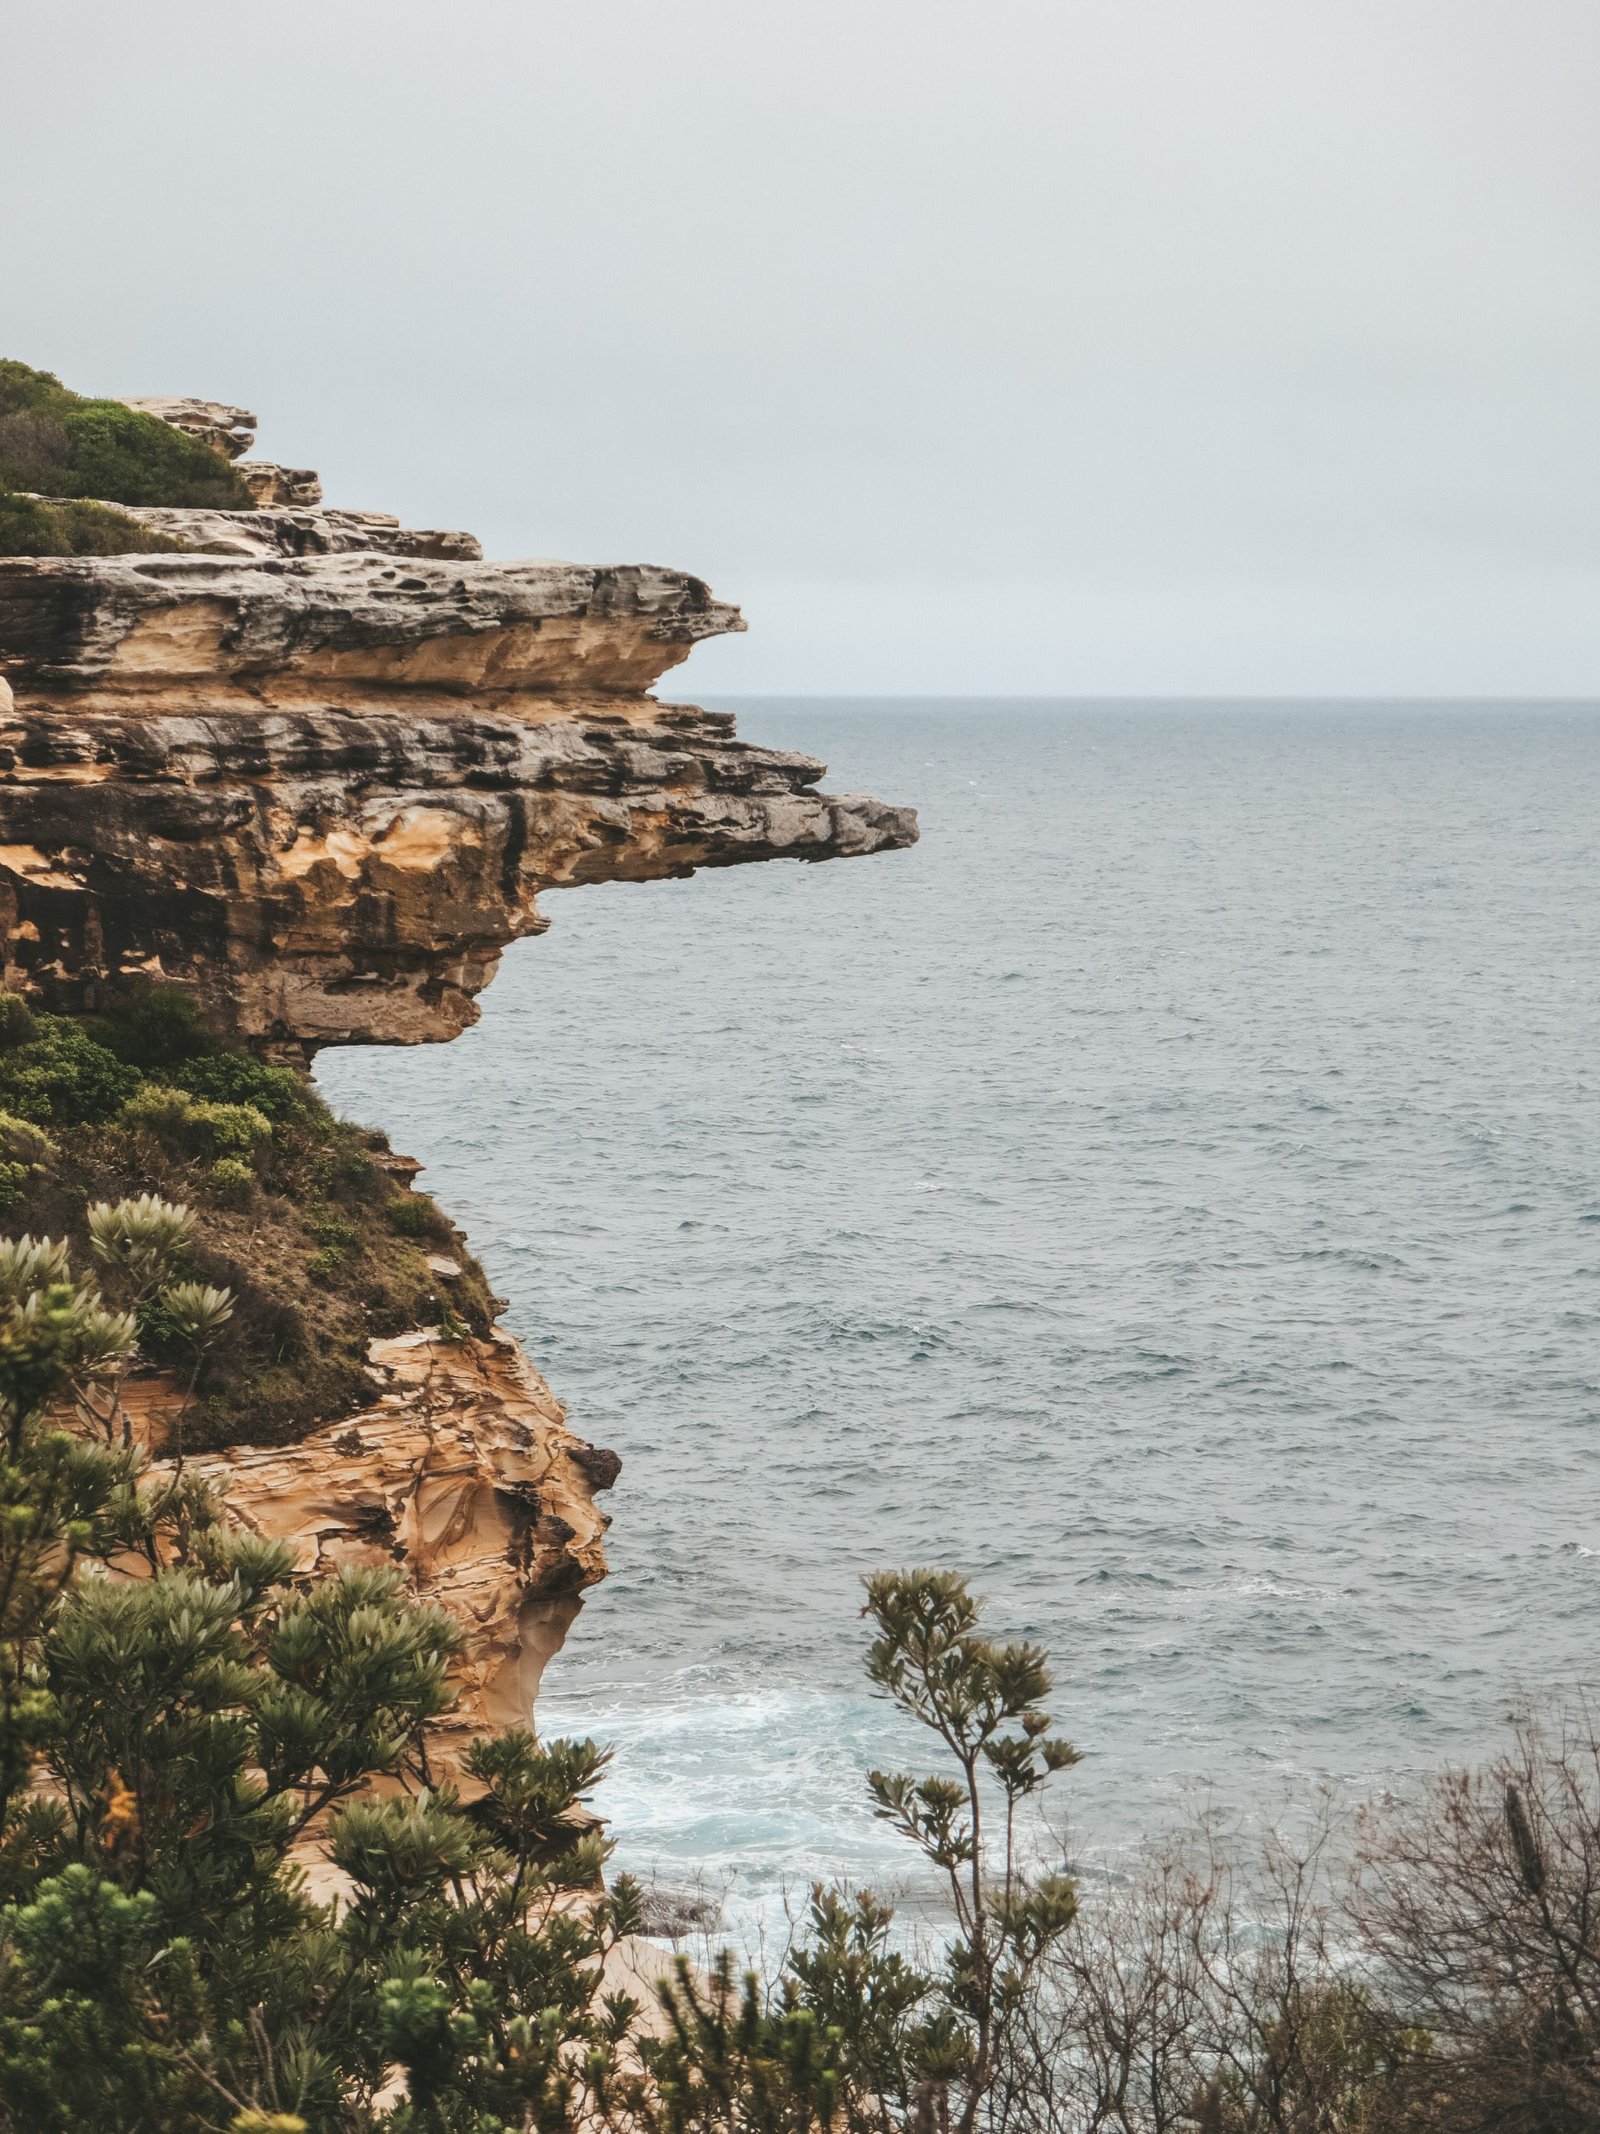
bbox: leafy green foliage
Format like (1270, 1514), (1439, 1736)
(0, 1006), (140, 1127)
(167, 1051), (308, 1121)
(0, 999), (36, 1052)
(859, 1570), (1080, 2134)
(0, 360), (253, 509)
(208, 1155), (256, 1206)
(624, 1950), (847, 2134)
(386, 1192), (452, 1243)
(0, 1258), (1566, 2134)
(0, 1260), (1100, 2132)
(122, 1083), (274, 1163)
(0, 1111), (51, 1214)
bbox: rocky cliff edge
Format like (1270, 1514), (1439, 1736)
(1, 390), (916, 1776)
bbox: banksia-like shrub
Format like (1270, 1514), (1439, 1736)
(87, 1194), (194, 1294)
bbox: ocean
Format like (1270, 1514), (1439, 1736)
(316, 699), (1600, 1923)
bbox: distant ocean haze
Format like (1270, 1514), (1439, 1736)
(317, 699), (1600, 1917)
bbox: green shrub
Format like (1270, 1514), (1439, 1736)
(0, 1013), (139, 1127)
(306, 1213), (359, 1275)
(0, 1110), (53, 1211)
(0, 491), (191, 558)
(0, 1110), (53, 1164)
(92, 987), (213, 1068)
(0, 360), (253, 508)
(0, 1011), (498, 1447)
(166, 1051), (306, 1121)
(386, 1193), (448, 1241)
(120, 1084), (271, 1161)
(0, 995), (37, 1051)
(207, 1156), (256, 1206)
(202, 1101), (271, 1157)
(117, 1083), (193, 1142)
(91, 989), (307, 1118)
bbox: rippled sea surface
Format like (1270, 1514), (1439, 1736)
(317, 700), (1600, 1910)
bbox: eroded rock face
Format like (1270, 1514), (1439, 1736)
(0, 551), (743, 693)
(117, 395), (321, 506)
(238, 462), (324, 507)
(119, 395), (258, 460)
(112, 502), (480, 561)
(0, 551), (915, 1045)
(133, 1324), (615, 1776)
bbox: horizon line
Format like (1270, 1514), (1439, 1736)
(684, 690), (1600, 707)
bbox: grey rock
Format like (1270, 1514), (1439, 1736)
(110, 502), (483, 563)
(0, 551), (743, 693)
(118, 396), (257, 460)
(0, 545), (916, 1046)
(238, 462), (324, 507)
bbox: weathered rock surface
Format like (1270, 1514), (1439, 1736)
(119, 396), (321, 502)
(0, 551), (915, 1045)
(0, 551), (742, 693)
(111, 501), (481, 561)
(120, 395), (257, 460)
(238, 461), (324, 506)
(129, 1323), (615, 1776)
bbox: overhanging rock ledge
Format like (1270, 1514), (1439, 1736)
(0, 548), (916, 1049)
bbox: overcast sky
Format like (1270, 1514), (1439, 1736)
(6, 2), (1598, 695)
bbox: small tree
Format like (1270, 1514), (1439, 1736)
(859, 1570), (1081, 2134)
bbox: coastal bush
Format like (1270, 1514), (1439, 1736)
(0, 1269), (1592, 2134)
(120, 1082), (273, 1163)
(0, 1260), (638, 2131)
(0, 1006), (140, 1127)
(0, 997), (36, 1051)
(0, 1113), (52, 1215)
(387, 1190), (452, 1242)
(208, 1154), (256, 1205)
(0, 993), (496, 1447)
(0, 359), (254, 509)
(0, 489), (191, 557)
(169, 1049), (308, 1120)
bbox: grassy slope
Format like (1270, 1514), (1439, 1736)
(0, 993), (499, 1452)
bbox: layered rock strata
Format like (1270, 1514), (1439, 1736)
(0, 551), (913, 1047)
(2, 392), (916, 1761)
(107, 502), (481, 561)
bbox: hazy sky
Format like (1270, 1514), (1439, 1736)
(6, 2), (1598, 695)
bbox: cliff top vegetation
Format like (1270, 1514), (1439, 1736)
(0, 358), (253, 554)
(0, 359), (254, 510)
(0, 489), (190, 558)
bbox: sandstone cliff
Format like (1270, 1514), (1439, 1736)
(0, 390), (916, 1767)
(142, 1327), (617, 1767)
(0, 550), (912, 1047)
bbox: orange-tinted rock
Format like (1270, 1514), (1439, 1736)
(124, 1324), (613, 1778)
